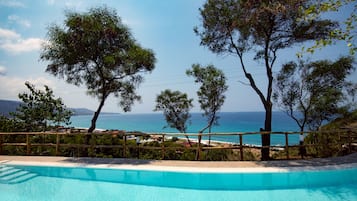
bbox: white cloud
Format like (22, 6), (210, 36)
(0, 65), (6, 75)
(0, 0), (25, 7)
(8, 15), (31, 28)
(0, 28), (45, 54)
(1, 38), (44, 53)
(0, 76), (54, 99)
(0, 28), (20, 39)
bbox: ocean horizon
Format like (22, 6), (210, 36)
(70, 112), (301, 146)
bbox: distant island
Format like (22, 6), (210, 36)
(0, 99), (119, 117)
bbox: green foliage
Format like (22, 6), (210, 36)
(0, 116), (25, 132)
(11, 82), (72, 131)
(186, 64), (228, 133)
(302, 109), (357, 158)
(41, 6), (156, 132)
(274, 56), (356, 131)
(322, 109), (357, 130)
(154, 90), (193, 133)
(299, 0), (357, 56)
(195, 0), (336, 160)
(304, 131), (343, 157)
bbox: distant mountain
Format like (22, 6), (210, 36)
(70, 108), (94, 115)
(0, 100), (21, 117)
(0, 99), (100, 117)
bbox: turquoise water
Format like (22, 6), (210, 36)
(1, 165), (357, 201)
(70, 112), (301, 145)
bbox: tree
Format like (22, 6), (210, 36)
(274, 56), (356, 132)
(0, 116), (25, 132)
(154, 89), (193, 145)
(300, 0), (357, 55)
(12, 82), (72, 131)
(186, 64), (228, 144)
(41, 7), (156, 133)
(195, 0), (336, 160)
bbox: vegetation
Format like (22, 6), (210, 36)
(0, 116), (25, 132)
(303, 109), (357, 158)
(0, 130), (259, 160)
(274, 56), (356, 132)
(300, 0), (357, 55)
(2, 3), (356, 161)
(195, 0), (336, 160)
(321, 109), (357, 130)
(154, 90), (193, 145)
(41, 7), (156, 133)
(11, 82), (72, 131)
(186, 64), (228, 142)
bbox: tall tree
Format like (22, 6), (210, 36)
(186, 64), (228, 144)
(195, 0), (336, 160)
(12, 82), (72, 131)
(274, 56), (356, 132)
(154, 89), (193, 145)
(41, 7), (156, 133)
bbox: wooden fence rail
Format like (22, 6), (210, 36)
(0, 129), (356, 161)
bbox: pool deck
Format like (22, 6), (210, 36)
(1, 153), (357, 172)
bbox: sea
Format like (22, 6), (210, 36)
(69, 112), (301, 146)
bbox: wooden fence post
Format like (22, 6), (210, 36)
(0, 134), (3, 155)
(239, 134), (243, 161)
(195, 134), (202, 161)
(285, 132), (289, 159)
(123, 133), (127, 158)
(161, 134), (165, 160)
(26, 133), (31, 155)
(55, 133), (60, 156)
(348, 130), (352, 154)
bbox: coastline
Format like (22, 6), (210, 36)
(69, 112), (301, 146)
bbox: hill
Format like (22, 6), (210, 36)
(70, 108), (94, 115)
(0, 99), (96, 117)
(0, 100), (21, 117)
(322, 110), (357, 130)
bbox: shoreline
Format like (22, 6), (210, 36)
(61, 127), (299, 147)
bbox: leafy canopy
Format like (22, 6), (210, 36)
(194, 0), (336, 123)
(41, 6), (156, 132)
(195, 0), (337, 160)
(195, 0), (337, 57)
(41, 7), (155, 110)
(12, 82), (72, 131)
(154, 90), (193, 133)
(300, 0), (357, 55)
(274, 56), (356, 131)
(186, 64), (228, 133)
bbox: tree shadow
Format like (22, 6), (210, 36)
(253, 152), (357, 170)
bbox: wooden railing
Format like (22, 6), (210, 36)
(0, 129), (356, 160)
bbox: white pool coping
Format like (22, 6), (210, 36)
(1, 155), (357, 173)
(2, 161), (357, 173)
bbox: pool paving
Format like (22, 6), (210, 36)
(1, 153), (357, 172)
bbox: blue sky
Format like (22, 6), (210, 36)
(0, 0), (355, 114)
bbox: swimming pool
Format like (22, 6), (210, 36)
(1, 164), (357, 201)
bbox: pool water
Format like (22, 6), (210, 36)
(1, 165), (357, 201)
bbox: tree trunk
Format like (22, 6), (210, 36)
(83, 96), (106, 157)
(261, 103), (272, 161)
(88, 97), (106, 133)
